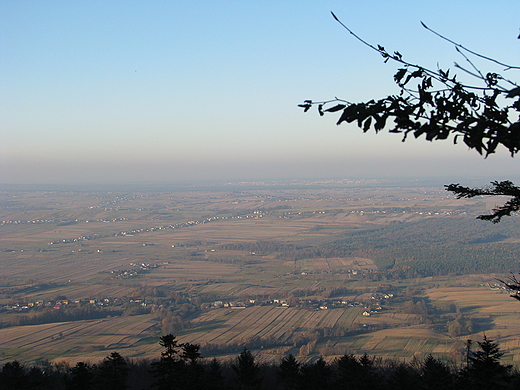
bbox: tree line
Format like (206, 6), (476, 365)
(1, 334), (518, 389)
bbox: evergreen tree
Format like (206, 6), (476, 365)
(276, 354), (301, 390)
(97, 351), (129, 390)
(151, 334), (185, 390)
(0, 361), (27, 390)
(26, 366), (48, 390)
(159, 334), (182, 360)
(299, 356), (332, 390)
(459, 335), (511, 389)
(181, 342), (202, 365)
(232, 348), (263, 390)
(334, 354), (363, 390)
(420, 354), (455, 390)
(386, 362), (421, 390)
(180, 343), (204, 390)
(67, 362), (93, 390)
(357, 354), (384, 390)
(203, 358), (226, 390)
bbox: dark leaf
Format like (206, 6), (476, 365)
(403, 74), (414, 86)
(298, 104), (312, 112)
(363, 116), (372, 132)
(394, 68), (407, 84)
(486, 139), (499, 156)
(336, 108), (350, 125)
(374, 114), (388, 131)
(506, 87), (520, 98)
(422, 77), (433, 90)
(439, 69), (450, 79)
(324, 104), (346, 112)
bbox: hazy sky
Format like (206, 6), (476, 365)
(1, 1), (519, 185)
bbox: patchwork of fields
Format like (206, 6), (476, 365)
(1, 184), (520, 365)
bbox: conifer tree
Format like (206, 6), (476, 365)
(334, 354), (363, 390)
(180, 343), (204, 390)
(151, 334), (185, 390)
(299, 356), (332, 390)
(459, 335), (511, 389)
(420, 354), (455, 390)
(204, 358), (226, 390)
(232, 348), (263, 390)
(97, 351), (129, 390)
(386, 362), (421, 390)
(277, 354), (301, 390)
(0, 361), (27, 390)
(67, 362), (93, 390)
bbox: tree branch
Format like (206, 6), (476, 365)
(445, 181), (520, 223)
(420, 21), (520, 71)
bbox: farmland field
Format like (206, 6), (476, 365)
(2, 180), (520, 365)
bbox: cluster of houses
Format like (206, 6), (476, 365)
(48, 234), (100, 245)
(1, 217), (129, 227)
(1, 296), (148, 313)
(207, 293), (394, 312)
(1, 218), (55, 225)
(111, 262), (159, 278)
(114, 211), (266, 239)
(40, 210), (268, 247)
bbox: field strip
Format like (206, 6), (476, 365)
(296, 310), (326, 330)
(206, 306), (298, 345)
(362, 335), (386, 350)
(277, 310), (308, 343)
(2, 321), (94, 348)
(338, 307), (362, 327)
(201, 307), (271, 344)
(267, 308), (304, 341)
(92, 315), (155, 335)
(212, 306), (287, 344)
(404, 338), (427, 353)
(221, 308), (263, 331)
(317, 308), (345, 328)
(377, 337), (409, 354)
(253, 307), (299, 340)
(1, 314), (157, 355)
(432, 341), (456, 353)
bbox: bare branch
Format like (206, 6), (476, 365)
(421, 21), (520, 70)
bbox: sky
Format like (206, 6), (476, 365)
(1, 0), (519, 186)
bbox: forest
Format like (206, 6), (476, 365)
(222, 216), (520, 277)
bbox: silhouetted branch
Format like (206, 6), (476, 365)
(420, 21), (520, 71)
(497, 274), (520, 301)
(302, 14), (520, 222)
(445, 181), (520, 223)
